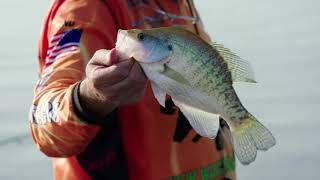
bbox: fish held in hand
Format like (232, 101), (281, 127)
(115, 27), (276, 165)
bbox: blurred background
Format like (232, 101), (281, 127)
(0, 0), (319, 179)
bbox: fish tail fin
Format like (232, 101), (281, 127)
(231, 113), (276, 165)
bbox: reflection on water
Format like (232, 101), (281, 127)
(0, 0), (319, 179)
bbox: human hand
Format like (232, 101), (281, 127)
(80, 48), (148, 118)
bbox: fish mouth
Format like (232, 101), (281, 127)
(116, 29), (128, 49)
(116, 29), (132, 61)
(116, 29), (172, 64)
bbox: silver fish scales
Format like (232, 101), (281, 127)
(115, 27), (276, 165)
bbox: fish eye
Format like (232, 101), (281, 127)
(167, 45), (173, 51)
(137, 33), (145, 41)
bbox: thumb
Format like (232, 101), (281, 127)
(90, 48), (118, 66)
(105, 48), (119, 66)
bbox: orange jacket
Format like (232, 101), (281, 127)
(30, 0), (236, 179)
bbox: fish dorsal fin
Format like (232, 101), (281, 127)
(210, 42), (257, 83)
(172, 98), (220, 139)
(151, 82), (166, 107)
(161, 64), (190, 85)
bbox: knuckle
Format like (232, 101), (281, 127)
(117, 68), (130, 79)
(107, 94), (121, 104)
(86, 65), (98, 77)
(102, 88), (118, 98)
(127, 67), (147, 83)
(127, 74), (136, 82)
(90, 75), (106, 89)
(129, 75), (147, 85)
(91, 78), (100, 90)
(90, 49), (109, 63)
(94, 49), (108, 57)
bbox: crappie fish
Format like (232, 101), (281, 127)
(115, 27), (276, 165)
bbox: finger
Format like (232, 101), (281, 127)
(106, 61), (147, 94)
(86, 49), (110, 76)
(128, 62), (148, 83)
(90, 49), (118, 67)
(94, 60), (135, 86)
(102, 71), (147, 103)
(105, 48), (118, 66)
(104, 83), (146, 105)
(120, 84), (147, 105)
(121, 84), (147, 105)
(90, 49), (109, 66)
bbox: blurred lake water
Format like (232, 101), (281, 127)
(0, 0), (319, 179)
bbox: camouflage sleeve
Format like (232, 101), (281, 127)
(29, 0), (118, 157)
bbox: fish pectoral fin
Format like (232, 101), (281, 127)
(160, 65), (190, 85)
(210, 42), (257, 83)
(151, 82), (166, 107)
(172, 99), (220, 139)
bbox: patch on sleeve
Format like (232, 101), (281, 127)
(29, 104), (37, 124)
(46, 29), (83, 65)
(32, 101), (60, 125)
